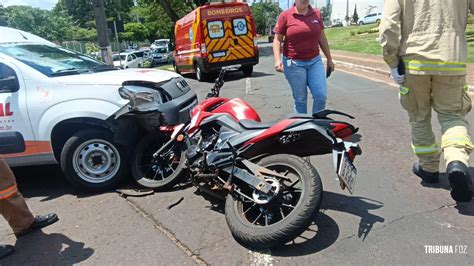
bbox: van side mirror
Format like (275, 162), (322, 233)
(0, 76), (19, 93)
(0, 132), (26, 154)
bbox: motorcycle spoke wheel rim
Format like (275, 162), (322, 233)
(139, 140), (180, 182)
(236, 163), (303, 227)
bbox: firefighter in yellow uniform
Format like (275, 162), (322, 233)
(0, 158), (59, 259)
(380, 0), (473, 202)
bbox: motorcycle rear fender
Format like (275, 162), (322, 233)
(240, 121), (335, 158)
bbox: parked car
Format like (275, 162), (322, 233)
(150, 46), (173, 65)
(332, 19), (344, 27)
(150, 39), (170, 50)
(113, 51), (142, 68)
(358, 13), (382, 25)
(134, 49), (153, 67)
(0, 26), (197, 191)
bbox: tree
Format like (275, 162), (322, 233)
(0, 5), (7, 26)
(320, 5), (331, 24)
(352, 4), (359, 24)
(251, 2), (281, 35)
(121, 22), (148, 41)
(3, 5), (95, 42)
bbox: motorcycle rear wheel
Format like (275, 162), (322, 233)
(224, 154), (323, 249)
(131, 133), (186, 190)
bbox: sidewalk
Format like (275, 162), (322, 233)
(331, 50), (474, 90)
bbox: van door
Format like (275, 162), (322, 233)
(0, 61), (37, 158)
(205, 17), (255, 64)
(230, 17), (255, 61)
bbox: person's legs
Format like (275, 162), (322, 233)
(0, 159), (35, 234)
(306, 55), (328, 114)
(283, 56), (308, 114)
(432, 75), (472, 202)
(402, 74), (441, 175)
(0, 159), (59, 235)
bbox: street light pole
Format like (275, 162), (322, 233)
(93, 0), (113, 66)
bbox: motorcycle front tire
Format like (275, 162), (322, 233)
(224, 154), (323, 249)
(131, 133), (186, 190)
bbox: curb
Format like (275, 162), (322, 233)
(330, 58), (474, 94)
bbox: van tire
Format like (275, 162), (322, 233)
(195, 64), (207, 81)
(60, 129), (128, 191)
(242, 65), (253, 76)
(173, 61), (181, 74)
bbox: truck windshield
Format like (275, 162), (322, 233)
(0, 44), (116, 77)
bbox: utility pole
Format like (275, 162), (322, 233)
(93, 0), (113, 66)
(345, 0), (349, 25)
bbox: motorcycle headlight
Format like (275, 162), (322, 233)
(118, 85), (162, 112)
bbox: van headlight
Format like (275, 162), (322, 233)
(119, 85), (163, 112)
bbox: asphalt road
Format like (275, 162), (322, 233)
(1, 43), (473, 265)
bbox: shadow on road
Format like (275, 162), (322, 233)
(3, 231), (93, 264)
(13, 165), (75, 202)
(419, 167), (474, 216)
(192, 186), (384, 256)
(271, 212), (339, 257)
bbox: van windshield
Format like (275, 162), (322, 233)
(0, 44), (116, 77)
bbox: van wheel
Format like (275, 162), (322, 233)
(60, 129), (128, 191)
(195, 64), (207, 81)
(173, 61), (181, 74)
(242, 65), (253, 76)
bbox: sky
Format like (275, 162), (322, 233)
(0, 0), (57, 10)
(0, 0), (385, 21)
(278, 0), (385, 21)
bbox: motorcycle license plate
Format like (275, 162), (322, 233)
(337, 153), (357, 194)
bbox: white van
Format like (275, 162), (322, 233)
(0, 27), (197, 190)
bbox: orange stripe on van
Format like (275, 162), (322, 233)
(3, 141), (53, 158)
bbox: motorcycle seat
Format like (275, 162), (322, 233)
(239, 119), (276, 129)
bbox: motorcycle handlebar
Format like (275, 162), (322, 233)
(206, 69), (227, 99)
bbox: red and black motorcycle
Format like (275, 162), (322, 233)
(132, 70), (361, 248)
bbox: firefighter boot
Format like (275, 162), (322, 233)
(413, 163), (439, 183)
(447, 161), (473, 202)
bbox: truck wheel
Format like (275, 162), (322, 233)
(242, 65), (253, 76)
(60, 129), (128, 191)
(195, 64), (207, 81)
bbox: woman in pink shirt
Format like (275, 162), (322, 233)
(273, 0), (334, 114)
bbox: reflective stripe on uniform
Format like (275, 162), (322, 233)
(0, 184), (18, 200)
(404, 60), (466, 72)
(399, 86), (409, 95)
(411, 143), (439, 154)
(442, 135), (473, 148)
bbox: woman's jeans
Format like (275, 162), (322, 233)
(283, 55), (327, 114)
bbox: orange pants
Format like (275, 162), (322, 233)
(0, 158), (34, 235)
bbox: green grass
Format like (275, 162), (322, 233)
(156, 64), (174, 71)
(325, 24), (474, 63)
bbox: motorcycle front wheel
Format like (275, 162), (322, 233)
(131, 133), (186, 190)
(224, 154), (323, 249)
